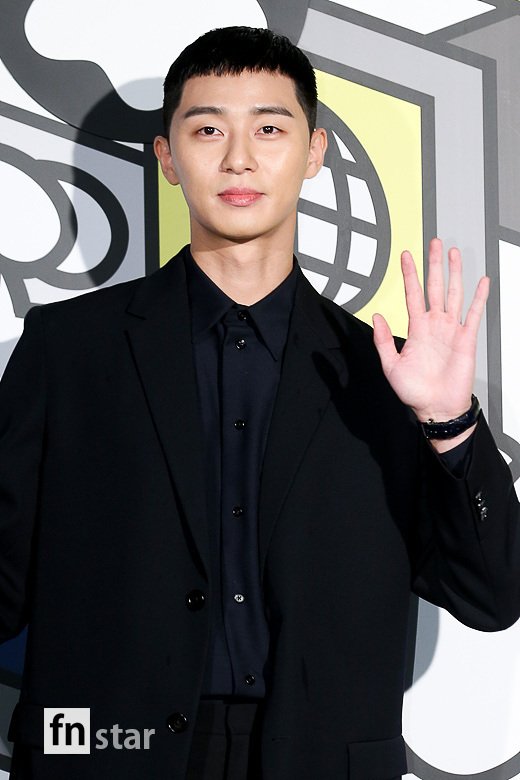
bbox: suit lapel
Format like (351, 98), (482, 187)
(258, 271), (346, 580)
(124, 250), (210, 580)
(123, 253), (347, 585)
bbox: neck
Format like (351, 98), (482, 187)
(190, 233), (295, 305)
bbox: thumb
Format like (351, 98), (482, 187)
(372, 313), (399, 377)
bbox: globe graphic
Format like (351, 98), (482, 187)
(296, 101), (391, 312)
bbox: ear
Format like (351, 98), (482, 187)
(304, 128), (327, 180)
(153, 135), (180, 186)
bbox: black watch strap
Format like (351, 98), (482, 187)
(419, 395), (481, 440)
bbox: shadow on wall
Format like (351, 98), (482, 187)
(406, 597), (439, 689)
(0, 341), (18, 380)
(257, 0), (310, 42)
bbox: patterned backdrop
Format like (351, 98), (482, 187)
(1, 1), (519, 777)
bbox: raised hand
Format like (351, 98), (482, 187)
(372, 238), (489, 450)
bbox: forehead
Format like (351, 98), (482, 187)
(175, 70), (302, 114)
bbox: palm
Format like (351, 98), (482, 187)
(373, 239), (489, 423)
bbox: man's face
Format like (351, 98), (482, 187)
(154, 70), (326, 249)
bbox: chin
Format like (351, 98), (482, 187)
(212, 221), (276, 244)
(219, 231), (268, 244)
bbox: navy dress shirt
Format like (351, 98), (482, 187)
(183, 246), (473, 700)
(184, 248), (298, 699)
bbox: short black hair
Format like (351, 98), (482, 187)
(162, 26), (317, 137)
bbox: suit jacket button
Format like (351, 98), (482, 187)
(167, 712), (188, 733)
(185, 590), (206, 611)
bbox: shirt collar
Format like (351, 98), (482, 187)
(184, 247), (233, 337)
(184, 247), (297, 360)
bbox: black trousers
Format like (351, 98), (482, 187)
(186, 698), (263, 780)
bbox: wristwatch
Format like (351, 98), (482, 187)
(419, 395), (481, 440)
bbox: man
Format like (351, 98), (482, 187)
(1, 25), (519, 780)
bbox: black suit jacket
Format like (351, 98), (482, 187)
(1, 248), (519, 779)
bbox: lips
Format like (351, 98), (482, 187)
(218, 188), (263, 206)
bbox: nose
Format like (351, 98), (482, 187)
(220, 133), (257, 174)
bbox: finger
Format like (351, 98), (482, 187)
(372, 313), (399, 376)
(426, 237), (445, 311)
(464, 276), (490, 334)
(401, 250), (426, 318)
(446, 246), (463, 321)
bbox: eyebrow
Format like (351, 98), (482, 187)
(252, 105), (295, 118)
(182, 105), (295, 120)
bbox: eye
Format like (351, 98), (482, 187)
(197, 126), (221, 136)
(258, 125), (280, 135)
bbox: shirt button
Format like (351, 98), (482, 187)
(235, 338), (247, 349)
(234, 419), (246, 430)
(245, 674), (256, 686)
(237, 310), (248, 321)
(234, 594), (245, 603)
(232, 505), (244, 517)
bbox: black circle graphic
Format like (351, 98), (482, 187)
(406, 743), (520, 780)
(0, 144), (129, 317)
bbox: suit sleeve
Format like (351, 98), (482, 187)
(410, 415), (520, 632)
(0, 306), (46, 643)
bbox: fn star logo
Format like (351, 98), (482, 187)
(44, 709), (90, 754)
